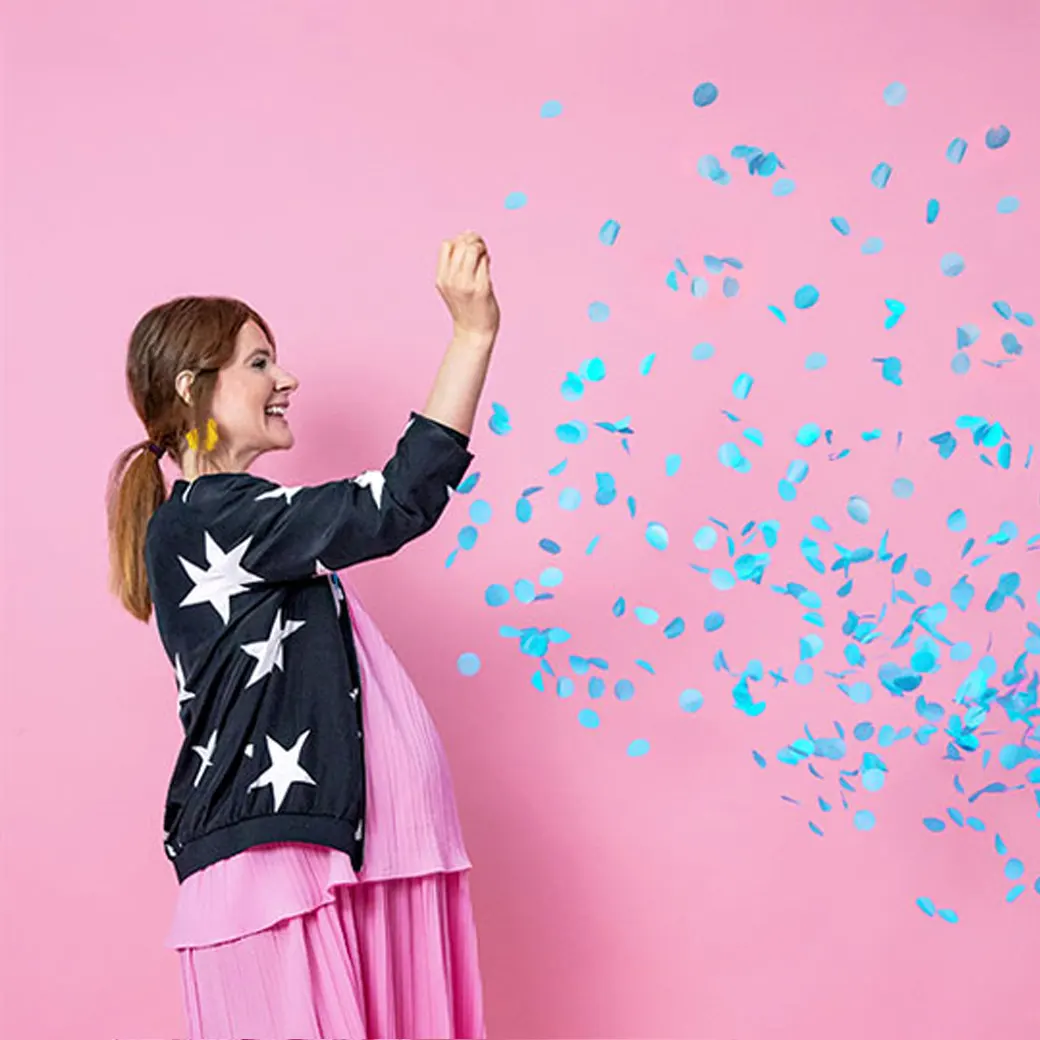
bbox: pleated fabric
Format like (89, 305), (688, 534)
(179, 870), (484, 1040)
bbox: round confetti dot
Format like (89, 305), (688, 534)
(847, 495), (871, 524)
(691, 341), (715, 361)
(1005, 858), (1025, 881)
(627, 738), (650, 757)
(540, 99), (563, 118)
(892, 477), (915, 499)
(951, 353), (971, 375)
(937, 908), (959, 923)
(614, 679), (635, 701)
(862, 768), (885, 792)
(587, 301), (611, 322)
(693, 525), (718, 550)
(831, 216), (851, 235)
(584, 357), (607, 381)
(710, 568), (735, 591)
(940, 253), (965, 277)
(692, 82), (718, 107)
(558, 487), (582, 511)
(794, 284), (820, 309)
(514, 579), (536, 603)
(704, 611), (725, 632)
(861, 236), (884, 255)
(484, 583), (510, 607)
(805, 352), (828, 370)
(457, 652), (481, 677)
(504, 191), (528, 210)
(883, 81), (907, 106)
(794, 664), (813, 685)
(469, 500), (492, 525)
(539, 567), (564, 587)
(996, 195), (1019, 214)
(679, 688), (704, 713)
(578, 708), (600, 729)
(946, 138), (968, 164)
(985, 124), (1010, 149)
(917, 896), (937, 917)
(646, 522), (669, 551)
(772, 178), (796, 197)
(854, 809), (876, 831)
(458, 526), (478, 550)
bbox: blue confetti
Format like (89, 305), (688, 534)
(733, 373), (754, 400)
(627, 738), (651, 758)
(599, 219), (621, 246)
(692, 82), (719, 107)
(692, 342), (715, 361)
(805, 352), (828, 371)
(794, 285), (820, 310)
(861, 237), (884, 255)
(892, 478), (915, 499)
(926, 199), (940, 224)
(540, 100), (563, 119)
(646, 522), (669, 551)
(831, 216), (851, 236)
(996, 195), (1019, 214)
(504, 191), (528, 210)
(985, 125), (1011, 149)
(704, 611), (725, 632)
(773, 178), (796, 197)
(578, 708), (600, 729)
(940, 253), (965, 277)
(679, 688), (704, 713)
(883, 82), (907, 106)
(871, 162), (893, 188)
(457, 652), (481, 677)
(854, 809), (876, 831)
(847, 496), (871, 524)
(946, 138), (968, 164)
(588, 301), (611, 322)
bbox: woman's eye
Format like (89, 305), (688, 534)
(253, 357), (269, 370)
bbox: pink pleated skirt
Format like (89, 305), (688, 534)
(179, 869), (485, 1040)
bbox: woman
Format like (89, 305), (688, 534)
(106, 232), (499, 1039)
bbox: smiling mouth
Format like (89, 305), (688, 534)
(265, 405), (289, 421)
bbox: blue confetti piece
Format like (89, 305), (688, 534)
(488, 402), (512, 436)
(693, 525), (718, 550)
(691, 342), (715, 362)
(769, 305), (788, 324)
(1006, 884), (1026, 903)
(485, 583), (510, 607)
(457, 652), (481, 677)
(861, 236), (884, 255)
(663, 617), (685, 639)
(796, 423), (822, 447)
(847, 495), (871, 524)
(937, 908), (959, 923)
(871, 162), (893, 188)
(692, 82), (719, 107)
(985, 125), (1011, 149)
(940, 253), (965, 277)
(892, 477), (915, 499)
(926, 199), (940, 224)
(794, 285), (820, 310)
(710, 568), (736, 591)
(805, 352), (828, 371)
(540, 99), (563, 118)
(588, 301), (611, 322)
(883, 300), (906, 329)
(665, 454), (682, 476)
(862, 768), (885, 791)
(883, 81), (907, 106)
(854, 809), (876, 831)
(578, 708), (600, 729)
(1005, 858), (1025, 881)
(722, 275), (740, 297)
(598, 219), (620, 246)
(691, 276), (709, 298)
(556, 420), (588, 444)
(946, 138), (968, 164)
(469, 500), (492, 525)
(640, 353), (656, 376)
(627, 738), (650, 758)
(504, 191), (528, 210)
(773, 178), (796, 197)
(917, 896), (937, 917)
(732, 373), (754, 400)
(831, 216), (851, 235)
(704, 611), (725, 632)
(923, 817), (946, 832)
(996, 195), (1019, 214)
(679, 688), (704, 713)
(646, 522), (669, 551)
(458, 526), (478, 550)
(951, 353), (971, 375)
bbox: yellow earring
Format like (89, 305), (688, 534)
(185, 418), (219, 452)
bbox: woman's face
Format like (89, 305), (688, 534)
(189, 320), (299, 471)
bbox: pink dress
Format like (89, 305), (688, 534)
(167, 576), (485, 1040)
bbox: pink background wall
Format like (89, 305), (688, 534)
(3, 1), (1038, 1037)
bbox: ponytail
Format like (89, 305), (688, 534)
(106, 442), (168, 622)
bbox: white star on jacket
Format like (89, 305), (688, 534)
(248, 730), (317, 811)
(192, 730), (218, 787)
(255, 485), (303, 505)
(352, 470), (386, 509)
(174, 653), (195, 709)
(178, 532), (263, 624)
(240, 609), (306, 687)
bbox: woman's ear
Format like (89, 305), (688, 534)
(175, 370), (195, 406)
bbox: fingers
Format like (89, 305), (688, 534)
(473, 251), (491, 291)
(440, 232), (489, 286)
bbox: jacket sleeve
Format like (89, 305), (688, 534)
(188, 412), (473, 583)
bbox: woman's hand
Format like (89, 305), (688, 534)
(436, 232), (500, 349)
